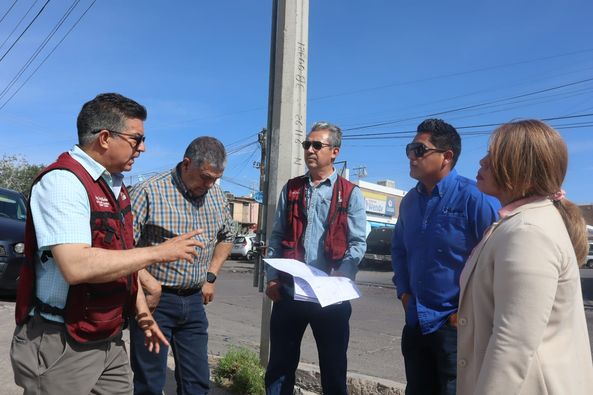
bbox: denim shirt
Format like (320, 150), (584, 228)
(391, 169), (500, 334)
(266, 170), (367, 282)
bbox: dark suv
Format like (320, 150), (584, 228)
(0, 187), (27, 294)
(361, 226), (393, 270)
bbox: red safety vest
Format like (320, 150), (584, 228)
(15, 152), (138, 343)
(281, 174), (356, 271)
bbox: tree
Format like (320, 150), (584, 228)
(0, 155), (44, 197)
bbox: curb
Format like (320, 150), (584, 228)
(191, 355), (405, 395)
(294, 362), (405, 395)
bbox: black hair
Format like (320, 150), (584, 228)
(77, 93), (147, 146)
(416, 118), (461, 167)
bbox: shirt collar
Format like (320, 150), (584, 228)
(172, 163), (206, 202)
(69, 145), (123, 187)
(306, 168), (337, 187)
(498, 196), (551, 219)
(415, 169), (458, 197)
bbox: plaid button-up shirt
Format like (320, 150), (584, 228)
(129, 164), (236, 288)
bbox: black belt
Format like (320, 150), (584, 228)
(161, 286), (202, 296)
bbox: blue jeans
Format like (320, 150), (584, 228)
(130, 292), (209, 395)
(401, 323), (457, 395)
(265, 299), (351, 395)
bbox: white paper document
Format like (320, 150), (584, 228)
(264, 258), (361, 307)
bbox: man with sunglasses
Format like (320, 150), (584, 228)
(264, 121), (367, 395)
(128, 136), (236, 395)
(391, 119), (499, 395)
(11, 93), (204, 394)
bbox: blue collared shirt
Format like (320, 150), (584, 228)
(266, 170), (367, 282)
(391, 169), (500, 334)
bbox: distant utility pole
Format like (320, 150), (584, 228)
(253, 128), (266, 289)
(258, 0), (309, 366)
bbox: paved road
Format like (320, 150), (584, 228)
(1, 262), (592, 394)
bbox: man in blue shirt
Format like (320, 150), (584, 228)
(392, 119), (499, 395)
(265, 121), (367, 395)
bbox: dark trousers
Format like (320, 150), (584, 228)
(401, 324), (457, 395)
(130, 292), (209, 395)
(265, 299), (352, 395)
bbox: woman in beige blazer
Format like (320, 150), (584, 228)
(456, 120), (593, 395)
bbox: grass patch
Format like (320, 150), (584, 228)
(213, 346), (265, 395)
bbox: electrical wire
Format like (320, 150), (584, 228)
(310, 48), (593, 102)
(0, 0), (41, 52)
(0, 0), (19, 26)
(0, 0), (50, 64)
(0, 0), (81, 101)
(342, 77), (593, 132)
(0, 0), (97, 111)
(342, 113), (593, 140)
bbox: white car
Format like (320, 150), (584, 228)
(586, 242), (593, 268)
(230, 235), (256, 261)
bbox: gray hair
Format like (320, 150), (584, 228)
(309, 121), (342, 148)
(77, 93), (147, 146)
(184, 136), (227, 170)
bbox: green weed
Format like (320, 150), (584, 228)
(213, 346), (265, 395)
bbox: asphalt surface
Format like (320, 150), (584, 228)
(0, 261), (592, 394)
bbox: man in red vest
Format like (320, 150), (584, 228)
(264, 121), (367, 395)
(10, 93), (204, 395)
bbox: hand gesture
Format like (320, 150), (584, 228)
(136, 311), (169, 354)
(154, 229), (205, 264)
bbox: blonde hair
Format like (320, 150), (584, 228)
(489, 120), (588, 265)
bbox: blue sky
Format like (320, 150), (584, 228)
(1, 0), (592, 203)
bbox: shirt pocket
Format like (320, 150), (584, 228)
(433, 212), (470, 259)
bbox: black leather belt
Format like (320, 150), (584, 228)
(161, 286), (202, 296)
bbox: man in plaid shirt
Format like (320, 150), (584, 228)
(128, 136), (236, 395)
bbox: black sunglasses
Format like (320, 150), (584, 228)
(92, 129), (146, 147)
(301, 140), (332, 150)
(406, 142), (446, 158)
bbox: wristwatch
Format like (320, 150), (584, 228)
(206, 272), (217, 284)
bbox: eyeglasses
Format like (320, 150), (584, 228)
(301, 140), (332, 150)
(92, 129), (146, 147)
(405, 142), (446, 158)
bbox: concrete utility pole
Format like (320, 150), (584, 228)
(259, 0), (309, 366)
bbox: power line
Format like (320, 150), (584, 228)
(0, 0), (50, 64)
(0, 0), (81, 101)
(226, 132), (260, 149)
(0, 0), (41, 52)
(0, 0), (19, 26)
(342, 77), (593, 132)
(221, 176), (255, 191)
(339, 63), (593, 130)
(0, 0), (97, 111)
(227, 140), (258, 155)
(131, 48), (593, 131)
(310, 48), (593, 102)
(342, 113), (593, 140)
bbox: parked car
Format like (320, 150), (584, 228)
(586, 242), (593, 268)
(360, 226), (393, 270)
(230, 235), (256, 261)
(0, 187), (27, 294)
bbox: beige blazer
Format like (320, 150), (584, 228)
(457, 199), (593, 395)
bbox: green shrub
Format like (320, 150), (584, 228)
(213, 346), (265, 395)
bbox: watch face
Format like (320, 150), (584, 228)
(206, 272), (217, 283)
